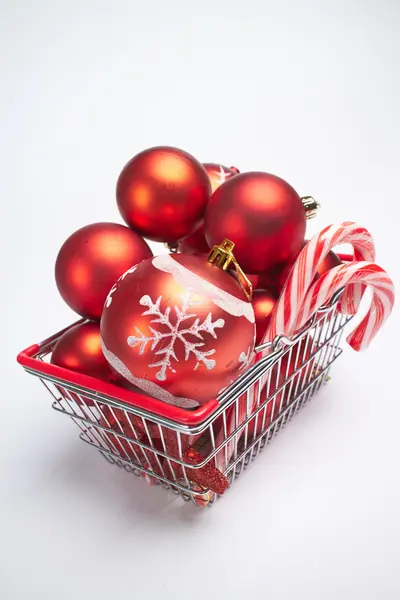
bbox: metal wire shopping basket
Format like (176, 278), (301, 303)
(17, 286), (351, 507)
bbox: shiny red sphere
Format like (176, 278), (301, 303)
(100, 253), (256, 405)
(117, 146), (212, 243)
(55, 222), (152, 320)
(252, 289), (277, 345)
(205, 172), (306, 273)
(178, 224), (210, 255)
(203, 163), (239, 194)
(51, 322), (112, 381)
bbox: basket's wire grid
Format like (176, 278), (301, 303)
(19, 293), (351, 507)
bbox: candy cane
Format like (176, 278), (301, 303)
(293, 261), (394, 351)
(215, 260), (394, 479)
(265, 222), (376, 343)
(215, 225), (386, 479)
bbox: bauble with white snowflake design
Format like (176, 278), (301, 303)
(202, 163), (239, 193)
(100, 242), (256, 406)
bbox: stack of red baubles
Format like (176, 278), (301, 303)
(51, 146), (340, 492)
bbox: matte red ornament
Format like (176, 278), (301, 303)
(178, 224), (210, 255)
(252, 289), (277, 345)
(51, 322), (113, 381)
(204, 172), (306, 273)
(245, 273), (262, 290)
(244, 272), (273, 292)
(100, 253), (256, 406)
(55, 223), (152, 320)
(116, 146), (212, 243)
(226, 270), (272, 294)
(203, 163), (239, 194)
(177, 163), (240, 255)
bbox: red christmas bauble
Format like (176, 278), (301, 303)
(226, 270), (272, 293)
(241, 272), (271, 291)
(252, 289), (277, 345)
(178, 224), (210, 255)
(203, 163), (239, 194)
(273, 244), (342, 292)
(204, 172), (306, 273)
(246, 273), (262, 290)
(100, 253), (256, 406)
(116, 146), (212, 243)
(51, 322), (113, 381)
(55, 223), (152, 320)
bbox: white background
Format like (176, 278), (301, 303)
(1, 1), (399, 598)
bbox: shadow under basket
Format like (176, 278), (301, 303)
(17, 292), (351, 507)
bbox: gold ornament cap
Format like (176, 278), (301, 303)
(208, 239), (253, 301)
(301, 196), (320, 220)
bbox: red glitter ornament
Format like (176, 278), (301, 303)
(205, 172), (307, 274)
(182, 447), (229, 495)
(55, 222), (152, 320)
(117, 146), (212, 243)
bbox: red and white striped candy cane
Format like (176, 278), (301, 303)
(215, 225), (384, 477)
(215, 260), (394, 478)
(266, 222), (376, 343)
(293, 261), (394, 351)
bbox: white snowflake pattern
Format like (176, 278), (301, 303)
(238, 346), (252, 371)
(105, 265), (138, 308)
(211, 165), (234, 187)
(127, 288), (225, 381)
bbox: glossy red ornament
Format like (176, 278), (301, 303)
(203, 163), (239, 193)
(116, 146), (212, 243)
(55, 223), (152, 320)
(252, 289), (277, 345)
(178, 224), (209, 255)
(51, 322), (113, 381)
(100, 253), (256, 405)
(273, 244), (342, 292)
(205, 172), (306, 273)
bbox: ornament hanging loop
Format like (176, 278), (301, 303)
(208, 239), (253, 301)
(301, 196), (320, 220)
(165, 242), (179, 254)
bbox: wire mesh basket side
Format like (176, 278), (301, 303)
(215, 308), (350, 484)
(32, 303), (351, 506)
